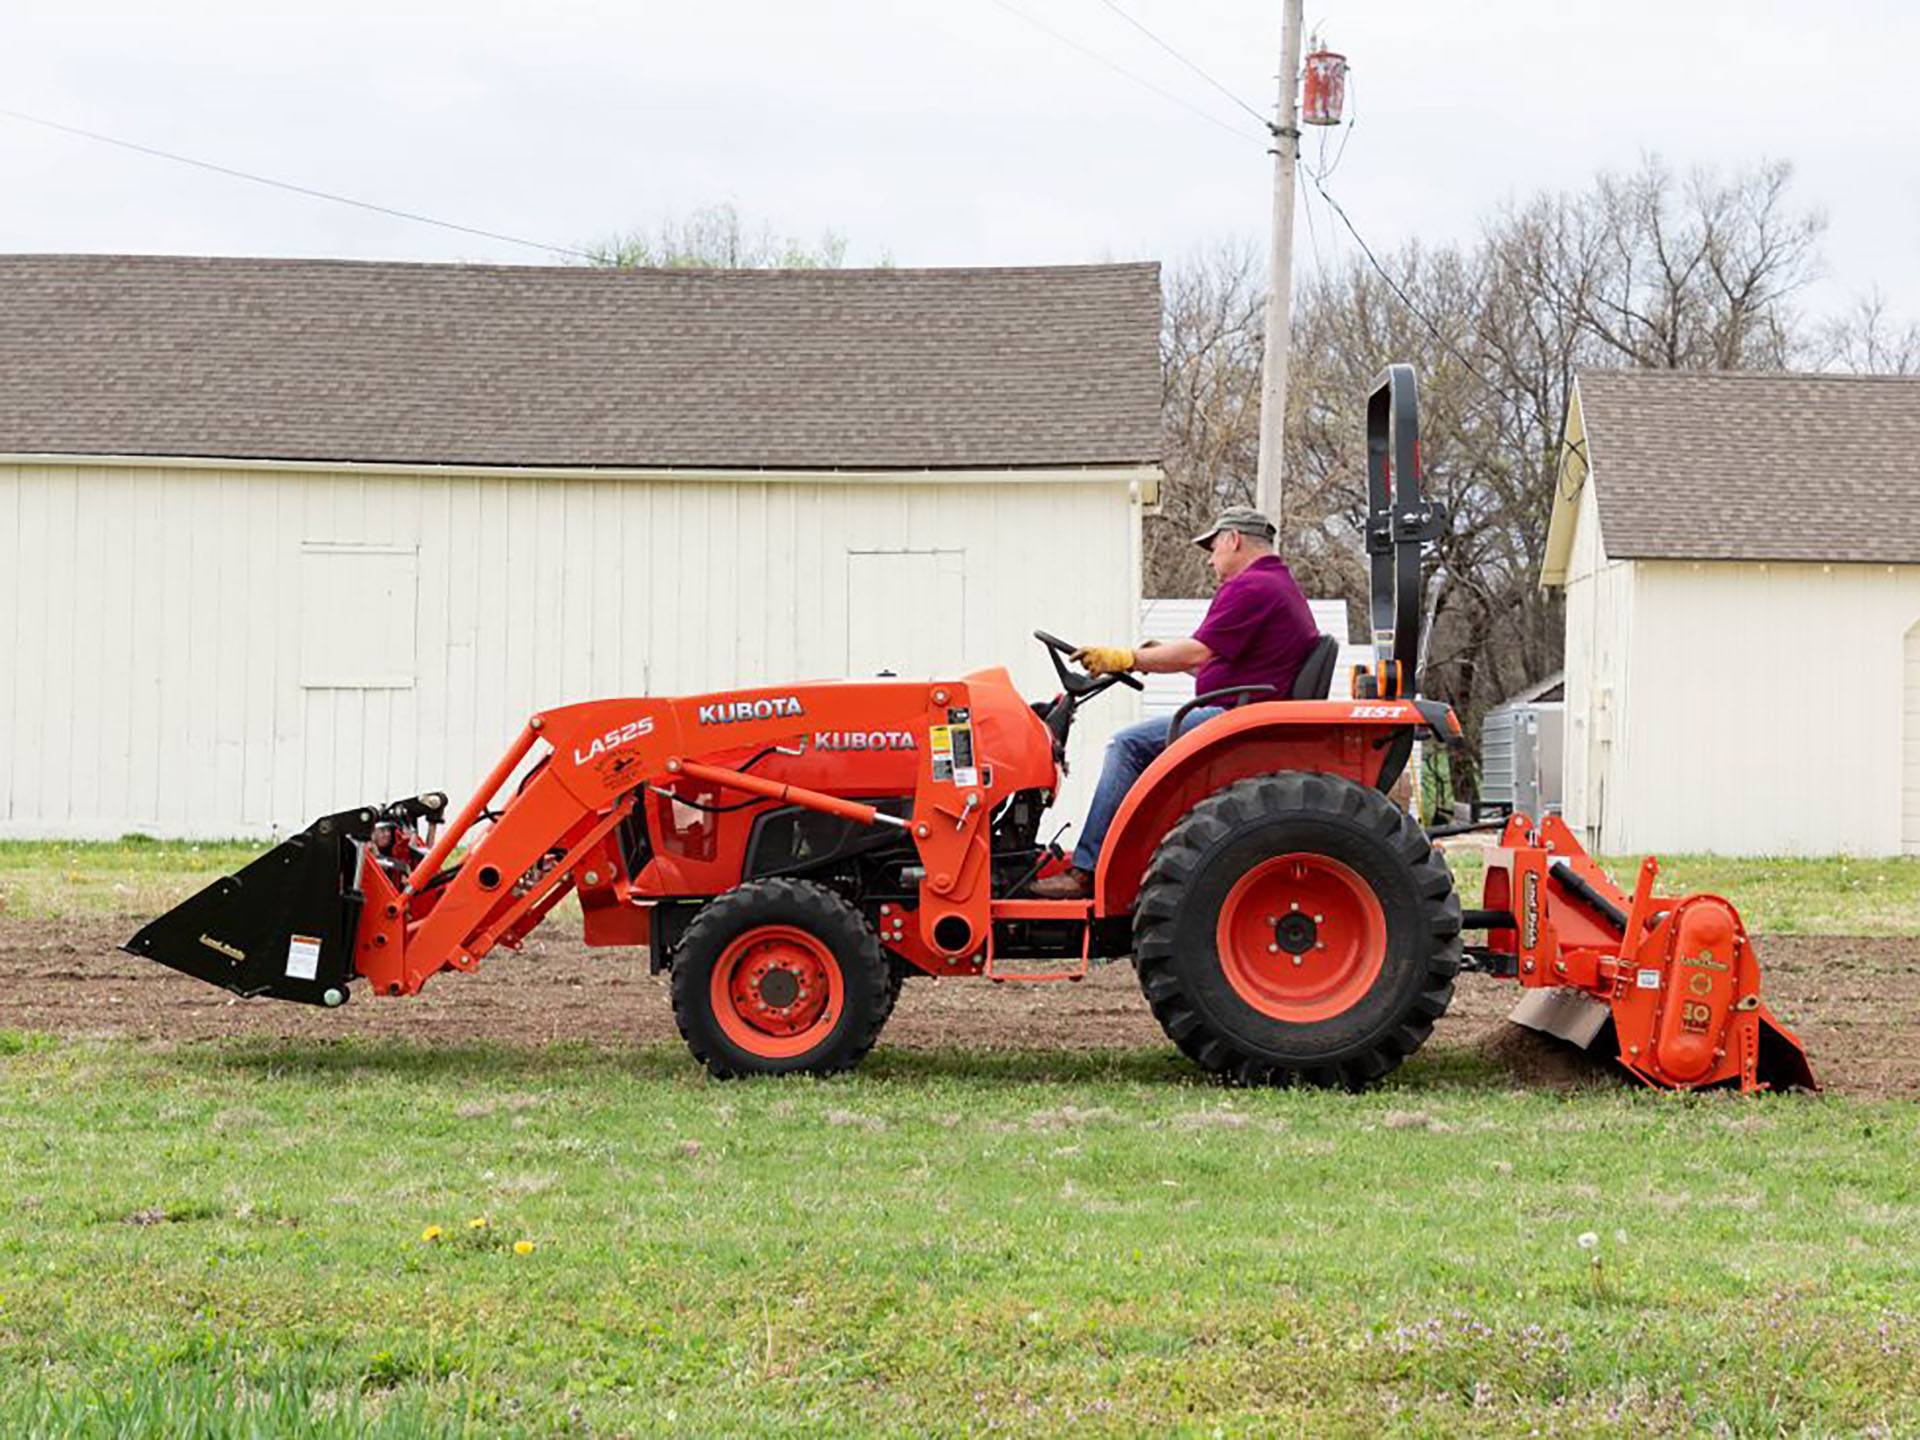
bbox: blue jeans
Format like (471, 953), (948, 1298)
(1071, 707), (1223, 872)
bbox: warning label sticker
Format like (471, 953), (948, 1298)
(286, 934), (323, 982)
(933, 721), (983, 791)
(949, 723), (977, 787)
(1636, 968), (1662, 990)
(928, 721), (977, 785)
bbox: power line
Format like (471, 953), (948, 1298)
(1092, 0), (1272, 133)
(1296, 162), (1326, 276)
(1307, 170), (1520, 411)
(982, 0), (1266, 146)
(0, 104), (597, 262)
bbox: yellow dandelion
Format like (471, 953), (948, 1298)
(513, 1240), (535, 1255)
(467, 1216), (488, 1230)
(421, 1225), (444, 1242)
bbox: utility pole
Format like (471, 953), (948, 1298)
(1254, 0), (1304, 524)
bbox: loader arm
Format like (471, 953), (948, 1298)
(128, 678), (1028, 1003)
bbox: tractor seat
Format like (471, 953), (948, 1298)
(1167, 633), (1340, 739)
(1290, 632), (1338, 700)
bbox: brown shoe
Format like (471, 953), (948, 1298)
(1030, 867), (1093, 899)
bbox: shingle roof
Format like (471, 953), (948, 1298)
(0, 254), (1162, 470)
(1577, 368), (1920, 563)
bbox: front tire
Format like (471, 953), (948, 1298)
(1133, 772), (1460, 1089)
(670, 879), (892, 1079)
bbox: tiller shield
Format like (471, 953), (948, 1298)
(1463, 815), (1817, 1093)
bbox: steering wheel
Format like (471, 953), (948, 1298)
(1033, 629), (1146, 694)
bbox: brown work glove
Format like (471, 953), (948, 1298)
(1073, 645), (1136, 677)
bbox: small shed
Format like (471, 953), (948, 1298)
(0, 255), (1164, 838)
(1542, 369), (1920, 856)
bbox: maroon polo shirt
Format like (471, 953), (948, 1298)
(1192, 554), (1318, 698)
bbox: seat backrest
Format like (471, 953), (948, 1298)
(1290, 633), (1339, 700)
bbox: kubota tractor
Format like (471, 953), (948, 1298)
(127, 366), (1815, 1093)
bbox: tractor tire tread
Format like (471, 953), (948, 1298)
(670, 878), (892, 1080)
(1131, 771), (1460, 1090)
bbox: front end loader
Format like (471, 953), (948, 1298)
(127, 365), (1816, 1093)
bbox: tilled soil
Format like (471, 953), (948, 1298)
(2, 916), (1915, 1098)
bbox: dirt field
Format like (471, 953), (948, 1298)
(3, 915), (1915, 1098)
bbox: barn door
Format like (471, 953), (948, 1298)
(845, 549), (967, 677)
(1904, 621), (1920, 856)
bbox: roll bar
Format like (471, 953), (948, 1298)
(1360, 364), (1446, 699)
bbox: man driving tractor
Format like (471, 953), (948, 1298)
(1032, 505), (1318, 899)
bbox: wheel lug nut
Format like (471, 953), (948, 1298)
(1267, 943), (1278, 954)
(1313, 914), (1324, 923)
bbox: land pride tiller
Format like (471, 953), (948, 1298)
(128, 367), (1815, 1092)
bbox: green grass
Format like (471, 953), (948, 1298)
(1439, 849), (1918, 937)
(0, 837), (271, 923)
(6, 838), (1913, 938)
(0, 1037), (1916, 1437)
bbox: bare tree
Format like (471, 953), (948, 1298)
(1148, 241), (1266, 596)
(1815, 291), (1920, 375)
(1552, 157), (1823, 370)
(1153, 156), (1839, 805)
(586, 203), (848, 269)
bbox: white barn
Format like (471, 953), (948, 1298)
(1543, 369), (1920, 857)
(0, 255), (1162, 838)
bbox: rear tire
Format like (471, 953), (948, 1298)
(1132, 772), (1460, 1089)
(671, 879), (892, 1079)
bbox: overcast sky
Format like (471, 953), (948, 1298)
(2, 1), (1913, 326)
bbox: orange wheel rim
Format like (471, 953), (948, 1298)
(1214, 853), (1387, 1022)
(709, 925), (844, 1058)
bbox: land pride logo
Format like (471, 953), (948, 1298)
(697, 695), (806, 726)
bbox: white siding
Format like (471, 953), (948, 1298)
(1906, 620), (1920, 856)
(1610, 561), (1920, 856)
(0, 461), (1143, 838)
(1557, 476), (1634, 850)
(1574, 551), (1920, 857)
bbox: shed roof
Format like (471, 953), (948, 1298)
(1572, 368), (1920, 564)
(0, 254), (1161, 471)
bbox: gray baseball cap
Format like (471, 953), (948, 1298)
(1192, 505), (1277, 550)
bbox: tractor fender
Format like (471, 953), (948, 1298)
(1091, 701), (1427, 918)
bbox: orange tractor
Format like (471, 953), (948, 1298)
(127, 367), (1814, 1093)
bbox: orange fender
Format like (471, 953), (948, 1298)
(1092, 700), (1430, 917)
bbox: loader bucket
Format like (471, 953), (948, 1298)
(123, 806), (374, 1007)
